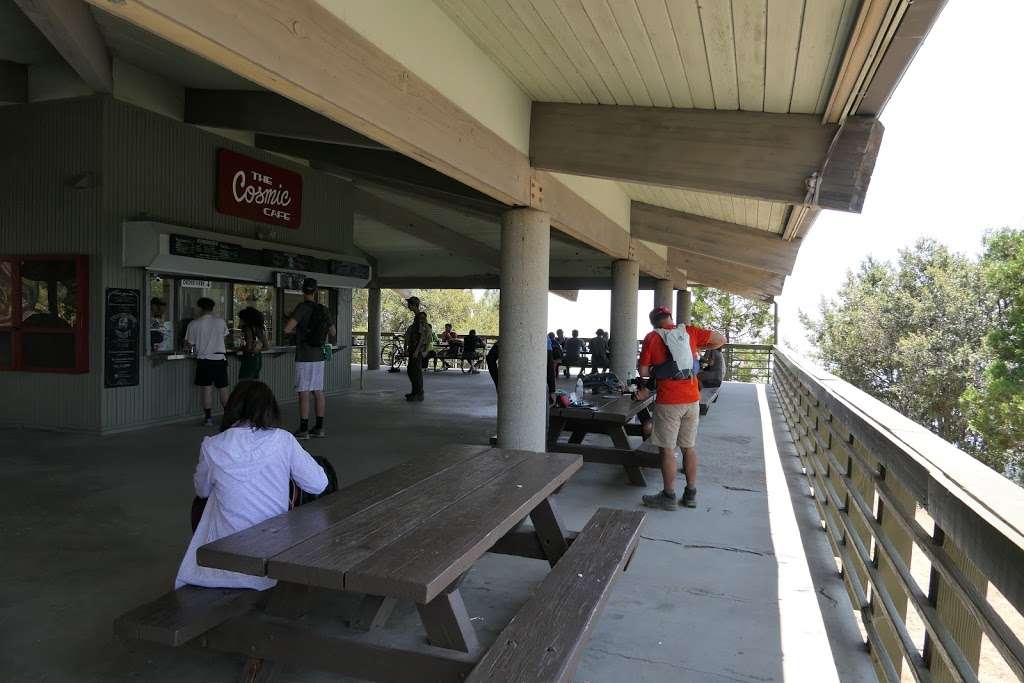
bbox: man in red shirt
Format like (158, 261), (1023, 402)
(636, 307), (726, 510)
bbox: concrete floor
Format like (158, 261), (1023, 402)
(0, 367), (877, 682)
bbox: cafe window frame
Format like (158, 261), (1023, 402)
(0, 255), (90, 373)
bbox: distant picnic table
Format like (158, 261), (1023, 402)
(115, 445), (645, 682)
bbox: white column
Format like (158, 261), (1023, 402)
(677, 288), (692, 325)
(366, 286), (381, 370)
(654, 278), (674, 313)
(610, 259), (640, 382)
(498, 208), (550, 452)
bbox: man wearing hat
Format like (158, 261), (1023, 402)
(284, 278), (336, 438)
(636, 306), (725, 510)
(402, 296), (431, 401)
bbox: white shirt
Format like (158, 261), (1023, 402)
(185, 314), (229, 359)
(175, 426), (329, 591)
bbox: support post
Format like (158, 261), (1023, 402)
(498, 208), (550, 452)
(677, 288), (693, 326)
(366, 286), (381, 371)
(654, 278), (674, 313)
(610, 259), (640, 382)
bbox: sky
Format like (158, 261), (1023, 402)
(546, 0), (1024, 354)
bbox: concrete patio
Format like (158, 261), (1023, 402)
(0, 368), (875, 682)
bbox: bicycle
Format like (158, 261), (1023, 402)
(380, 336), (407, 370)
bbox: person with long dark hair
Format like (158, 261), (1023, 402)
(175, 381), (328, 590)
(237, 306), (267, 380)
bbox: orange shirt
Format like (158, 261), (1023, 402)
(638, 324), (713, 404)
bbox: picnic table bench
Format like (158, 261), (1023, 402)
(115, 445), (644, 682)
(547, 392), (662, 487)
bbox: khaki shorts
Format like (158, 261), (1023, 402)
(650, 401), (700, 450)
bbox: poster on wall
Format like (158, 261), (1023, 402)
(216, 149), (303, 229)
(104, 288), (140, 388)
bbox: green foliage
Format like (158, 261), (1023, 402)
(963, 229), (1024, 476)
(690, 287), (773, 343)
(353, 288), (500, 336)
(802, 236), (1023, 480)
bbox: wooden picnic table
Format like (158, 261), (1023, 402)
(547, 392), (662, 487)
(113, 445), (645, 682)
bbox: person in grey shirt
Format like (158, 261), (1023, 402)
(284, 278), (336, 439)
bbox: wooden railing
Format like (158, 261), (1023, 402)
(772, 347), (1024, 682)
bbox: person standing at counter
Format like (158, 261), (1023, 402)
(237, 307), (267, 380)
(284, 278), (335, 440)
(185, 297), (230, 427)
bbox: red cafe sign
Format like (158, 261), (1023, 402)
(216, 149), (302, 229)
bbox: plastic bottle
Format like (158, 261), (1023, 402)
(575, 377), (584, 402)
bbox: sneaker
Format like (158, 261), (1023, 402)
(680, 487), (697, 508)
(414, 394), (425, 402)
(310, 426), (326, 438)
(202, 417), (215, 427)
(294, 428), (310, 440)
(641, 491), (679, 511)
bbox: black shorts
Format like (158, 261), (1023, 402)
(195, 358), (229, 388)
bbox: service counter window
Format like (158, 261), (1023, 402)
(281, 288), (334, 345)
(0, 255), (89, 372)
(232, 284), (276, 348)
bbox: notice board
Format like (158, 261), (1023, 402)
(104, 288), (140, 388)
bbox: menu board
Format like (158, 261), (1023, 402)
(169, 233), (367, 281)
(330, 260), (371, 280)
(262, 249), (329, 274)
(104, 288), (140, 388)
(169, 234), (262, 266)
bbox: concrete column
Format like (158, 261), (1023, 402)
(366, 286), (381, 370)
(610, 259), (640, 382)
(654, 278), (674, 313)
(497, 208), (550, 452)
(677, 288), (692, 325)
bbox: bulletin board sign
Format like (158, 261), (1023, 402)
(104, 288), (140, 388)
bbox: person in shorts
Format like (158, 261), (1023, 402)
(637, 306), (725, 510)
(184, 297), (230, 427)
(284, 278), (336, 439)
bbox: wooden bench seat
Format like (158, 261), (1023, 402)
(466, 507), (645, 683)
(699, 385), (721, 416)
(114, 586), (263, 647)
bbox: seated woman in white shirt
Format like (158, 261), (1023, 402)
(175, 380), (328, 591)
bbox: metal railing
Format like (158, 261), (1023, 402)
(772, 347), (1024, 682)
(722, 343), (773, 383)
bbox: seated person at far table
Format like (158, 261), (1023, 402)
(562, 329), (586, 377)
(175, 380), (328, 591)
(462, 329), (486, 374)
(698, 348), (725, 389)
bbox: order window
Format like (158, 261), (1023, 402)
(0, 255), (89, 373)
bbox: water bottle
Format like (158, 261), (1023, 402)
(575, 377), (584, 402)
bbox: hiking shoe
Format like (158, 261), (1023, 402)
(310, 426), (326, 438)
(294, 428), (310, 440)
(414, 394), (425, 402)
(641, 491), (679, 511)
(680, 487), (697, 508)
(405, 393), (415, 401)
(202, 417), (215, 427)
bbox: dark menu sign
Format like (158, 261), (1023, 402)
(216, 148), (303, 229)
(168, 234), (367, 281)
(104, 288), (140, 388)
(330, 260), (371, 280)
(169, 234), (261, 265)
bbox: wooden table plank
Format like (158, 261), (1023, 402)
(346, 453), (582, 603)
(550, 393), (653, 424)
(265, 449), (536, 589)
(198, 444), (494, 576)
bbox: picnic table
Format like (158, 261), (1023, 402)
(547, 392), (662, 487)
(115, 445), (645, 682)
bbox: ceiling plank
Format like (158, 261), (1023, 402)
(631, 202), (800, 275)
(669, 248), (785, 296)
(352, 188), (500, 271)
(531, 102), (883, 212)
(550, 290), (579, 302)
(15, 0), (112, 92)
(0, 61), (28, 104)
(671, 267), (774, 302)
(186, 90), (387, 149)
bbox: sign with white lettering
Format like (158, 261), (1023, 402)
(216, 149), (303, 229)
(181, 279), (213, 289)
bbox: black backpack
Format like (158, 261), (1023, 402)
(302, 302), (330, 347)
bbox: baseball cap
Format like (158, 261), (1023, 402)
(301, 277), (318, 293)
(406, 296), (420, 307)
(648, 306), (673, 325)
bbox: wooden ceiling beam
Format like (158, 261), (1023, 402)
(629, 239), (669, 280)
(631, 202), (799, 275)
(531, 103), (883, 212)
(352, 188), (500, 271)
(673, 267), (774, 302)
(186, 90), (387, 149)
(16, 0), (112, 92)
(669, 248), (785, 297)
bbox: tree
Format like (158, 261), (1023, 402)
(352, 288), (500, 336)
(963, 228), (1024, 477)
(690, 287), (773, 343)
(801, 239), (1006, 473)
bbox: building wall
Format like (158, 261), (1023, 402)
(0, 96), (358, 432)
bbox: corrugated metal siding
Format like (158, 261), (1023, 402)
(0, 98), (104, 431)
(99, 97), (355, 431)
(0, 96), (356, 432)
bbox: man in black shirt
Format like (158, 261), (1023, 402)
(284, 278), (336, 439)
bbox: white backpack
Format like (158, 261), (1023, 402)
(652, 326), (697, 380)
